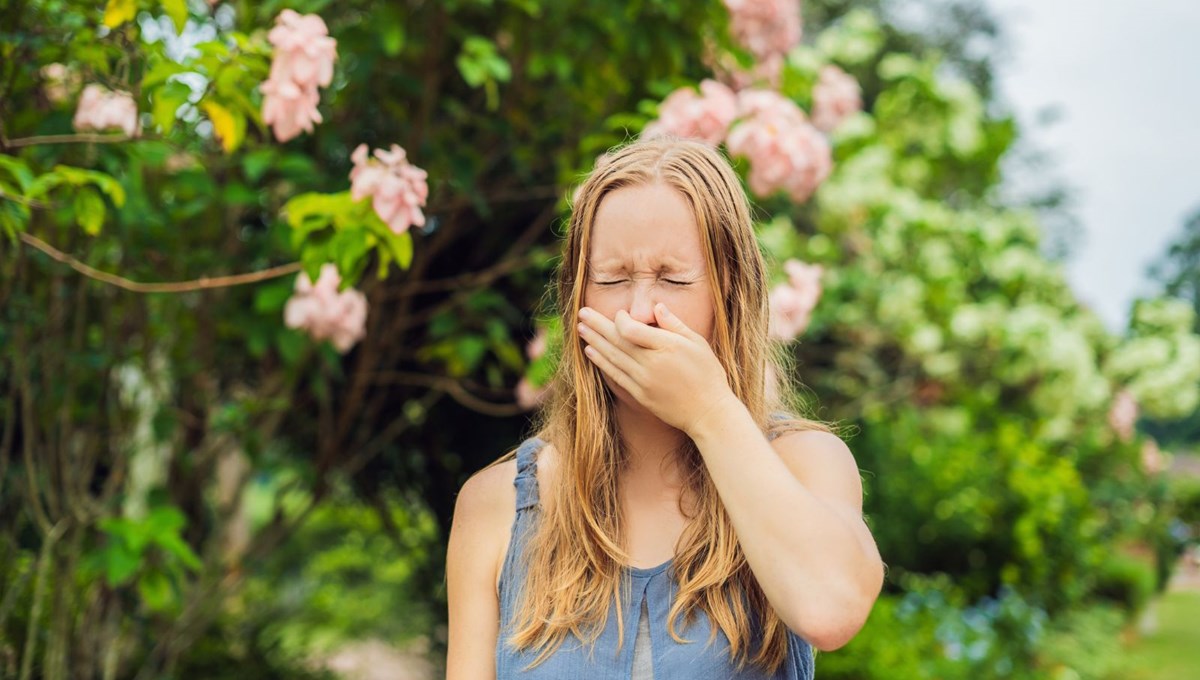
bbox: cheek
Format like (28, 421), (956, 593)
(675, 293), (716, 336)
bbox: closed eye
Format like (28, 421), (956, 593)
(593, 279), (691, 286)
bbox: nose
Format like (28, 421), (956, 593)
(627, 280), (658, 326)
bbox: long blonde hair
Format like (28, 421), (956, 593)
(499, 136), (832, 673)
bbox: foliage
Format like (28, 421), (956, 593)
(1, 0), (1195, 677)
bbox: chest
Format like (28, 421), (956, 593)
(621, 495), (690, 569)
(496, 568), (813, 679)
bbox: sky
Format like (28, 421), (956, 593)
(985, 0), (1200, 332)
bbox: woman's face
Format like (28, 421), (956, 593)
(582, 182), (716, 403)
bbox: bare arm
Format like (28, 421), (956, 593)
(690, 401), (884, 651)
(446, 461), (516, 679)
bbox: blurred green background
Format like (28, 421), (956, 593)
(2, 0), (1199, 678)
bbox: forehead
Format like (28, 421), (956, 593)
(588, 183), (705, 268)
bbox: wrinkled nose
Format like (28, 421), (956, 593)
(627, 281), (658, 326)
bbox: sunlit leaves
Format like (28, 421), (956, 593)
(456, 36), (512, 110)
(102, 0), (136, 28)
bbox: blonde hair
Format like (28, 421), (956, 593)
(495, 136), (833, 673)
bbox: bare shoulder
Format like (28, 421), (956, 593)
(445, 456), (519, 678)
(449, 458), (518, 597)
(769, 429), (864, 513)
(456, 457), (519, 519)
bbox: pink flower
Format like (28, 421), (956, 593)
(1140, 438), (1164, 475)
(349, 143), (430, 236)
(72, 84), (139, 137)
(515, 377), (549, 411)
(811, 65), (862, 133)
(42, 63), (78, 104)
(768, 259), (823, 341)
(643, 79), (738, 145)
(261, 9), (337, 142)
(724, 0), (802, 63)
(261, 75), (322, 142)
(284, 264), (368, 353)
(1107, 389), (1138, 442)
(527, 327), (548, 361)
(726, 89), (831, 202)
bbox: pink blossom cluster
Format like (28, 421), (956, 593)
(261, 10), (337, 142)
(643, 80), (738, 146)
(726, 89), (831, 202)
(72, 84), (139, 137)
(515, 327), (550, 411)
(811, 65), (862, 132)
(284, 264), (368, 353)
(768, 259), (823, 341)
(722, 0), (802, 86)
(1107, 389), (1138, 442)
(724, 0), (802, 62)
(349, 143), (430, 235)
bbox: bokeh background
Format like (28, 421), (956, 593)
(2, 1), (1199, 678)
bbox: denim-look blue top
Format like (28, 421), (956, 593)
(495, 434), (816, 679)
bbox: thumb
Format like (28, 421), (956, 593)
(655, 303), (692, 335)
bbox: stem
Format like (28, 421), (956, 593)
(17, 520), (66, 680)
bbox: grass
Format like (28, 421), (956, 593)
(1119, 590), (1200, 680)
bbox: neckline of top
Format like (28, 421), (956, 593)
(625, 557), (673, 578)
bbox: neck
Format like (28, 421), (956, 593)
(613, 398), (689, 488)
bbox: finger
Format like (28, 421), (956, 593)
(578, 308), (624, 347)
(578, 321), (644, 382)
(613, 310), (673, 350)
(653, 303), (701, 342)
(582, 343), (641, 399)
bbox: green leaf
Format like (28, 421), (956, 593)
(242, 148), (276, 183)
(277, 328), (306, 365)
(386, 230), (413, 269)
(73, 186), (106, 235)
(137, 570), (175, 612)
(104, 544), (141, 586)
(41, 166), (126, 207)
(162, 0), (187, 34)
(144, 505), (186, 537)
(383, 24), (405, 56)
(254, 278), (293, 314)
(455, 335), (489, 375)
(0, 154), (34, 192)
(152, 80), (191, 134)
(155, 533), (202, 571)
(141, 58), (187, 90)
(330, 227), (371, 279)
(283, 192), (348, 245)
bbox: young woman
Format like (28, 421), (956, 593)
(446, 136), (884, 678)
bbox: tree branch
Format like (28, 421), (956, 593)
(19, 232), (301, 293)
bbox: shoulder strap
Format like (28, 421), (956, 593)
(513, 436), (544, 511)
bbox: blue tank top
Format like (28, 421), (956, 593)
(495, 435), (817, 679)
